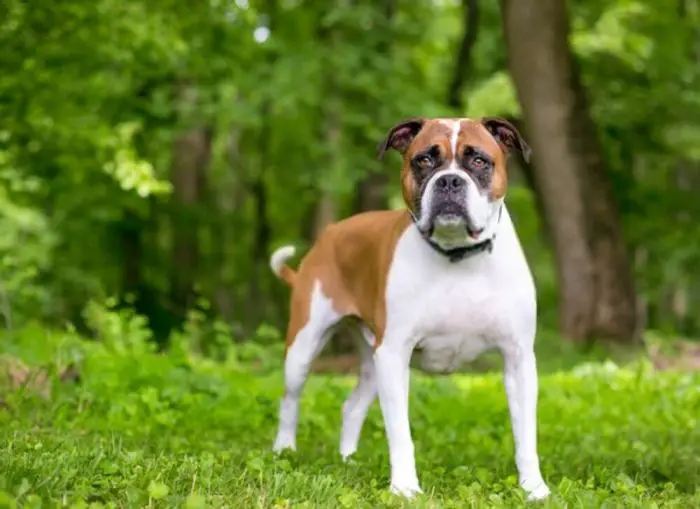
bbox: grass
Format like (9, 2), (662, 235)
(0, 317), (699, 508)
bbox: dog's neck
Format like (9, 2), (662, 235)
(410, 205), (503, 263)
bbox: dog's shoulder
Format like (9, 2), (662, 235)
(319, 210), (412, 266)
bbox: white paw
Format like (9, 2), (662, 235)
(522, 479), (550, 501)
(390, 482), (423, 498)
(340, 449), (355, 462)
(272, 437), (296, 454)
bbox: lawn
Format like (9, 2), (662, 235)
(0, 321), (699, 508)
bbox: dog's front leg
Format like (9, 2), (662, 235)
(374, 339), (422, 498)
(502, 346), (550, 501)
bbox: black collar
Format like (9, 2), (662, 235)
(411, 205), (502, 263)
(425, 236), (494, 262)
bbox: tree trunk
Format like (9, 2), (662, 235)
(247, 173), (272, 325)
(352, 0), (397, 215)
(502, 115), (550, 244)
(499, 0), (638, 343)
(447, 0), (480, 111)
(120, 210), (142, 299)
(313, 191), (338, 238)
(353, 172), (389, 213)
(210, 125), (245, 327)
(169, 84), (212, 324)
(245, 0), (278, 331)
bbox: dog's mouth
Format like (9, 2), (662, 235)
(414, 196), (486, 243)
(425, 212), (484, 241)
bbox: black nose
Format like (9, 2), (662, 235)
(435, 174), (465, 191)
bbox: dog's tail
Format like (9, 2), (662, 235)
(269, 245), (297, 287)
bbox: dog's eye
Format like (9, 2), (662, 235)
(414, 155), (434, 171)
(471, 156), (488, 169)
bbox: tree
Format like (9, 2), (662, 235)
(446, 0), (480, 111)
(499, 0), (639, 344)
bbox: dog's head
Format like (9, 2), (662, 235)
(377, 117), (530, 250)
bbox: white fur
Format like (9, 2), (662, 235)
(340, 328), (376, 459)
(378, 206), (549, 500)
(273, 281), (380, 457)
(463, 171), (492, 230)
(270, 245), (296, 278)
(273, 280), (340, 452)
(448, 119), (461, 155)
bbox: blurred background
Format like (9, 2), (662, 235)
(2, 0), (700, 370)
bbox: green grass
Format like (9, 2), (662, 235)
(0, 321), (699, 508)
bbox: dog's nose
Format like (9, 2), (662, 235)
(435, 174), (465, 192)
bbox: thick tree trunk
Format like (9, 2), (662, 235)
(499, 0), (638, 343)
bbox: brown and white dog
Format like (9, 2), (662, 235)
(269, 117), (550, 501)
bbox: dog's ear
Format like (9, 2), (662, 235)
(480, 117), (531, 163)
(377, 118), (426, 160)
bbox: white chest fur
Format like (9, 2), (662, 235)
(382, 207), (536, 373)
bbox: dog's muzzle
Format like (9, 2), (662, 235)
(415, 171), (486, 244)
(423, 173), (474, 231)
(431, 173), (467, 216)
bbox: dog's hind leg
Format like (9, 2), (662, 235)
(340, 326), (377, 460)
(273, 281), (341, 453)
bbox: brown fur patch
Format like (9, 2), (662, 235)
(458, 120), (508, 199)
(279, 210), (412, 352)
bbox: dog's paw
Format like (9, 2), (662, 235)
(390, 482), (423, 498)
(272, 437), (296, 454)
(340, 450), (355, 462)
(522, 479), (550, 501)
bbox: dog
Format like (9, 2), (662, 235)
(268, 116), (550, 501)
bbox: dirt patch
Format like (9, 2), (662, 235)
(310, 339), (700, 375)
(648, 339), (700, 372)
(0, 355), (80, 400)
(311, 353), (359, 374)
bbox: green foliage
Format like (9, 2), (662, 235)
(570, 0), (700, 329)
(2, 3), (699, 505)
(466, 72), (520, 119)
(2, 0), (700, 337)
(0, 320), (698, 508)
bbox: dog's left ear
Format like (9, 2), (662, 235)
(480, 117), (531, 163)
(377, 118), (426, 160)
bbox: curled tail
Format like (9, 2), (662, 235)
(269, 245), (297, 286)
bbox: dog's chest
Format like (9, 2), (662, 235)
(384, 225), (533, 373)
(408, 270), (507, 372)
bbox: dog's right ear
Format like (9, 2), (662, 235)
(377, 118), (426, 160)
